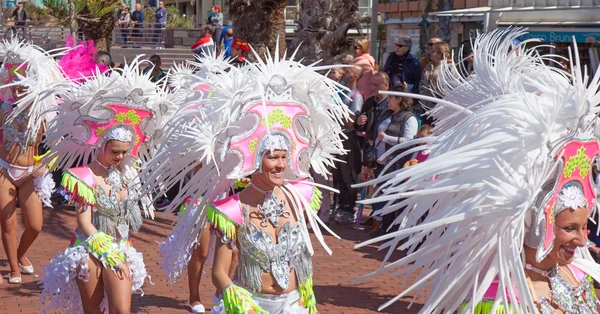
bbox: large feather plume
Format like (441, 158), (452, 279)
(140, 43), (350, 282)
(353, 28), (600, 313)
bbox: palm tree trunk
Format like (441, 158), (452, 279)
(229, 0), (288, 60)
(291, 0), (360, 65)
(77, 12), (116, 52)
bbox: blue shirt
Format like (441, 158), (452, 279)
(224, 37), (232, 58)
(154, 7), (167, 25)
(132, 10), (144, 27)
(219, 26), (233, 45)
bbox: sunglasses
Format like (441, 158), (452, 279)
(428, 43), (435, 46)
(396, 44), (407, 48)
(353, 46), (361, 49)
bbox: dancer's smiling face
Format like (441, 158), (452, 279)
(548, 207), (588, 265)
(254, 150), (288, 188)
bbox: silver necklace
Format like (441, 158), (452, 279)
(251, 183), (289, 227)
(96, 160), (124, 193)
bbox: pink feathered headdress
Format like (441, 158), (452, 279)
(58, 36), (107, 82)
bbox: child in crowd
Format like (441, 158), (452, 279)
(404, 124), (433, 168)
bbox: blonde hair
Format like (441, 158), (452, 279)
(419, 124), (433, 137)
(433, 43), (451, 60)
(354, 38), (370, 53)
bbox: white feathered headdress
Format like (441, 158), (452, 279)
(0, 37), (64, 140)
(140, 45), (351, 283)
(354, 28), (600, 313)
(44, 57), (175, 218)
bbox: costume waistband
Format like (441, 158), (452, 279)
(0, 157), (34, 182)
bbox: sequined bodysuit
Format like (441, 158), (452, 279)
(237, 216), (312, 292)
(1, 104), (38, 156)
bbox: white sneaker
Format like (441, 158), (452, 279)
(8, 275), (21, 284)
(189, 304), (205, 313)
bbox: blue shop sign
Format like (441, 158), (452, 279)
(517, 29), (600, 44)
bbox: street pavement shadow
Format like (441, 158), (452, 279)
(314, 284), (422, 313)
(131, 293), (190, 312)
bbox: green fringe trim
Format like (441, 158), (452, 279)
(462, 300), (513, 314)
(207, 204), (239, 242)
(222, 284), (267, 314)
(61, 171), (96, 206)
(309, 186), (322, 213)
(233, 178), (250, 190)
(86, 232), (126, 270)
(179, 203), (187, 214)
(299, 276), (318, 314)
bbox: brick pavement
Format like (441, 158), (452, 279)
(0, 206), (424, 313)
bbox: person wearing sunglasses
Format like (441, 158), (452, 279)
(419, 37), (443, 72)
(383, 37), (421, 95)
(351, 38), (375, 99)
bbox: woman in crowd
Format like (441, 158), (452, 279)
(419, 42), (451, 124)
(355, 28), (600, 313)
(141, 45), (349, 313)
(351, 38), (375, 99)
(40, 58), (171, 313)
(0, 38), (61, 284)
(363, 84), (418, 235)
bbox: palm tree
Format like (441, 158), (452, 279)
(291, 0), (361, 64)
(43, 0), (120, 51)
(229, 0), (288, 59)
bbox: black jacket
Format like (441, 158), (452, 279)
(383, 52), (421, 93)
(12, 8), (28, 25)
(355, 95), (389, 143)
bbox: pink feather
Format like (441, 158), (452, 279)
(58, 36), (108, 82)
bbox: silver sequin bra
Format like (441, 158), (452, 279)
(539, 266), (600, 314)
(2, 109), (37, 155)
(94, 186), (142, 240)
(237, 219), (312, 292)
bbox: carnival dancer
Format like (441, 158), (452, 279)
(353, 28), (600, 313)
(39, 57), (172, 313)
(157, 52), (239, 313)
(0, 38), (61, 284)
(140, 44), (350, 313)
(230, 38), (250, 67)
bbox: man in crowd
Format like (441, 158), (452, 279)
(11, 1), (28, 39)
(383, 37), (421, 93)
(355, 72), (391, 234)
(222, 28), (234, 58)
(230, 38), (250, 67)
(419, 37), (443, 72)
(143, 55), (167, 83)
(131, 3), (145, 48)
(191, 25), (215, 58)
(154, 1), (167, 48)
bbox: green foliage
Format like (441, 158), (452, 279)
(23, 1), (55, 21)
(86, 0), (120, 18)
(142, 5), (194, 29)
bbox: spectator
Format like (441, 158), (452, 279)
(403, 124), (433, 168)
(95, 51), (113, 68)
(458, 40), (474, 78)
(143, 55), (167, 83)
(419, 37), (443, 72)
(327, 68), (344, 83)
(332, 65), (364, 224)
(154, 1), (167, 48)
(342, 54), (355, 64)
(383, 36), (421, 94)
(366, 83), (418, 235)
(117, 2), (127, 18)
(419, 42), (451, 123)
(116, 7), (131, 47)
(222, 28), (234, 58)
(208, 5), (223, 44)
(131, 3), (145, 48)
(343, 65), (364, 117)
(191, 25), (215, 58)
(11, 1), (28, 39)
(230, 38), (250, 67)
(219, 21), (233, 47)
(351, 38), (375, 99)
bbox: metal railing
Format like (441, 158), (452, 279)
(111, 22), (166, 48)
(0, 20), (166, 49)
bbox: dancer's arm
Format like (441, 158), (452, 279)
(212, 239), (234, 296)
(76, 204), (98, 238)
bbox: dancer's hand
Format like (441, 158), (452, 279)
(113, 262), (130, 280)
